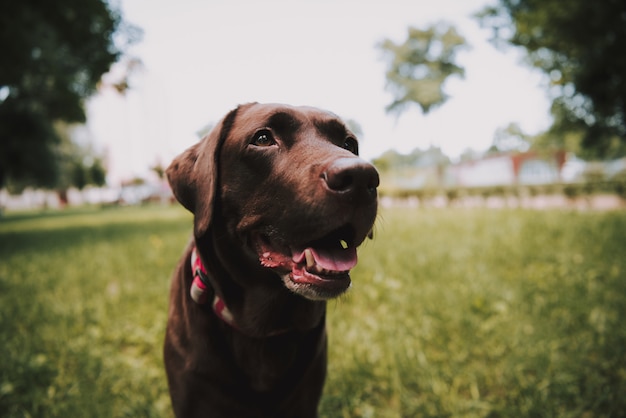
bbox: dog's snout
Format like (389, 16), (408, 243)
(323, 158), (379, 200)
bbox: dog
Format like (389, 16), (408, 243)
(164, 103), (379, 417)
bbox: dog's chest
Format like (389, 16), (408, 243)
(233, 337), (301, 392)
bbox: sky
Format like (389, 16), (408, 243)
(87, 0), (553, 184)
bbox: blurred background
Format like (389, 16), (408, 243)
(1, 1), (626, 417)
(4, 0), (624, 210)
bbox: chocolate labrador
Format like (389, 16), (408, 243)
(164, 103), (379, 417)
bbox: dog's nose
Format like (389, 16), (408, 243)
(323, 158), (379, 201)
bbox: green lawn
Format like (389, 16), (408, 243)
(1, 206), (625, 417)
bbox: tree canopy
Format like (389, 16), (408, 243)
(379, 23), (468, 117)
(0, 0), (140, 190)
(477, 0), (626, 159)
(372, 146), (450, 172)
(489, 123), (531, 154)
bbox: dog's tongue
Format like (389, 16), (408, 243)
(292, 246), (358, 271)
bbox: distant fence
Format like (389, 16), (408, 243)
(0, 182), (173, 212)
(380, 180), (626, 210)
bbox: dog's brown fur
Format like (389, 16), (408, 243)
(164, 103), (379, 417)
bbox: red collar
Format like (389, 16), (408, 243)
(190, 247), (237, 328)
(190, 246), (291, 336)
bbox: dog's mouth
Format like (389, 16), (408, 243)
(252, 225), (359, 300)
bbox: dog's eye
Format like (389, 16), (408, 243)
(343, 138), (358, 155)
(251, 130), (276, 147)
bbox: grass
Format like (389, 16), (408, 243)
(1, 205), (625, 417)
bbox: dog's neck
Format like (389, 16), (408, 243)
(190, 247), (238, 327)
(191, 246), (307, 337)
(192, 225), (327, 336)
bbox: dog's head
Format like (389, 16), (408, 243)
(167, 103), (379, 300)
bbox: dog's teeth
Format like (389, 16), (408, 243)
(304, 249), (315, 268)
(340, 239), (348, 249)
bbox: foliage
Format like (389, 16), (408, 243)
(151, 163), (166, 181)
(0, 0), (140, 189)
(4, 123), (107, 194)
(55, 123), (107, 191)
(372, 146), (450, 172)
(195, 123), (215, 140)
(379, 23), (468, 117)
(379, 181), (626, 208)
(489, 122), (531, 153)
(477, 0), (626, 159)
(344, 118), (364, 139)
(1, 206), (625, 417)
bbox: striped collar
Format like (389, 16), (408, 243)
(190, 247), (237, 328)
(190, 246), (291, 337)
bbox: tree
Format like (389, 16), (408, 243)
(477, 0), (626, 158)
(0, 0), (140, 189)
(344, 119), (363, 139)
(54, 123), (107, 191)
(196, 123), (215, 140)
(489, 122), (531, 153)
(378, 23), (468, 117)
(372, 146), (450, 171)
(150, 162), (166, 180)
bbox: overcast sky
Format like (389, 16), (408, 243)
(88, 0), (552, 184)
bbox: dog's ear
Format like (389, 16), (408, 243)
(166, 108), (238, 237)
(166, 141), (202, 214)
